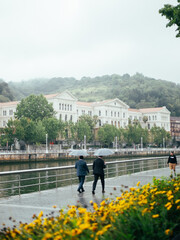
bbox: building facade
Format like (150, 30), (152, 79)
(0, 90), (171, 132)
(170, 117), (180, 144)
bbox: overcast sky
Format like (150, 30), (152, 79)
(0, 0), (179, 83)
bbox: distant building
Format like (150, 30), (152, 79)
(170, 117), (180, 145)
(0, 90), (171, 132)
(128, 107), (171, 131)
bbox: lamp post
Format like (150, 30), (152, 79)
(46, 133), (48, 153)
(141, 137), (143, 151)
(163, 137), (165, 150)
(115, 136), (118, 151)
(84, 135), (86, 150)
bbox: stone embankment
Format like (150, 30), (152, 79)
(0, 148), (179, 163)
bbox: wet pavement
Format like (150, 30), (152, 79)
(0, 166), (179, 228)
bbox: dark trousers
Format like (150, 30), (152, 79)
(78, 175), (85, 191)
(92, 174), (105, 191)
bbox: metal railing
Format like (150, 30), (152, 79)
(0, 156), (173, 198)
(0, 148), (178, 155)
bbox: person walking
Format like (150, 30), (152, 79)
(75, 156), (89, 193)
(92, 156), (106, 194)
(167, 151), (177, 178)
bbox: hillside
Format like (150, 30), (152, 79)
(0, 79), (14, 102)
(7, 73), (180, 116)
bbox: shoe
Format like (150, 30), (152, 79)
(92, 190), (95, 195)
(82, 189), (85, 192)
(102, 190), (105, 193)
(77, 189), (82, 193)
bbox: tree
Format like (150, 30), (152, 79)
(98, 124), (118, 147)
(78, 114), (98, 141)
(42, 117), (60, 142)
(75, 120), (91, 143)
(15, 94), (55, 121)
(150, 126), (171, 147)
(159, 0), (180, 37)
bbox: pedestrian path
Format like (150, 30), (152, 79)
(0, 167), (179, 228)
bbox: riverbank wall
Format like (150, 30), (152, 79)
(0, 149), (180, 163)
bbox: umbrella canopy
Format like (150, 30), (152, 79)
(69, 149), (89, 156)
(94, 148), (114, 156)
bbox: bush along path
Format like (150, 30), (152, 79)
(0, 176), (180, 240)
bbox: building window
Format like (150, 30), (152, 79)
(9, 110), (13, 115)
(3, 110), (6, 116)
(148, 123), (150, 129)
(123, 113), (125, 118)
(70, 105), (72, 111)
(3, 121), (6, 127)
(82, 110), (85, 115)
(62, 104), (64, 110)
(59, 103), (61, 110)
(70, 115), (73, 121)
(111, 121), (113, 125)
(65, 104), (66, 111)
(114, 112), (116, 117)
(77, 109), (78, 115)
(99, 120), (101, 126)
(99, 110), (101, 116)
(67, 104), (69, 111)
(88, 111), (92, 116)
(111, 111), (113, 117)
(152, 115), (154, 120)
(118, 112), (119, 117)
(149, 116), (151, 121)
(118, 121), (120, 128)
(106, 110), (107, 116)
(59, 114), (62, 120)
(155, 115), (157, 120)
(65, 114), (67, 121)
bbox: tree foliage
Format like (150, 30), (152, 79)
(15, 94), (55, 121)
(159, 0), (180, 37)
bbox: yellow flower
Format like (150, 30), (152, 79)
(175, 199), (180, 204)
(71, 228), (82, 236)
(168, 195), (174, 201)
(136, 181), (140, 187)
(165, 229), (173, 236)
(152, 214), (159, 218)
(42, 233), (53, 240)
(177, 206), (180, 210)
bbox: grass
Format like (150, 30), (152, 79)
(0, 176), (180, 240)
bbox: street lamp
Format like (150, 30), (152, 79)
(46, 133), (48, 153)
(141, 137), (143, 151)
(115, 136), (118, 151)
(163, 138), (165, 150)
(84, 135), (86, 150)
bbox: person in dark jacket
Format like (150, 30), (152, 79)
(75, 156), (89, 193)
(167, 151), (177, 177)
(92, 156), (106, 194)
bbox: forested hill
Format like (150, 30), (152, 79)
(6, 73), (180, 116)
(0, 79), (14, 102)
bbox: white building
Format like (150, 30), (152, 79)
(0, 91), (171, 131)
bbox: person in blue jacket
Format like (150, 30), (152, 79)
(75, 156), (89, 193)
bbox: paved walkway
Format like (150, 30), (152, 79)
(0, 166), (179, 228)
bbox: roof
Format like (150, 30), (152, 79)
(128, 107), (167, 114)
(0, 101), (19, 107)
(139, 107), (165, 113)
(128, 108), (140, 113)
(44, 93), (58, 99)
